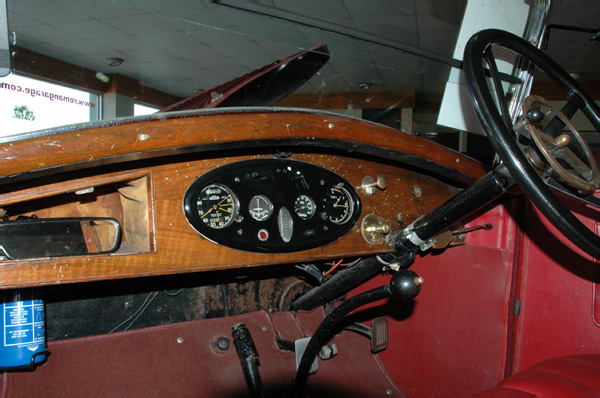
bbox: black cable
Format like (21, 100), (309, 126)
(293, 285), (391, 395)
(291, 252), (414, 312)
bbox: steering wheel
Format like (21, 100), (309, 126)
(463, 29), (600, 260)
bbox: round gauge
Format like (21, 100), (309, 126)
(294, 195), (316, 220)
(326, 186), (354, 225)
(196, 184), (239, 229)
(248, 195), (274, 221)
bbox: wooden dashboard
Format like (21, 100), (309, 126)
(0, 108), (488, 288)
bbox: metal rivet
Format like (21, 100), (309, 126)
(177, 337), (184, 344)
(214, 336), (230, 351)
(413, 186), (422, 198)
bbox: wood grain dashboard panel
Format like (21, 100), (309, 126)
(0, 109), (487, 288)
(0, 153), (460, 288)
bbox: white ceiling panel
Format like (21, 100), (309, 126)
(55, 20), (129, 40)
(22, 42), (78, 60)
(23, 24), (84, 44)
(416, 14), (462, 55)
(53, 39), (114, 56)
(9, 1), (91, 24)
(416, 0), (466, 16)
(168, 45), (229, 63)
(188, 26), (251, 46)
(344, 0), (416, 17)
(95, 35), (158, 53)
(60, 1), (146, 19)
(271, 0), (353, 24)
(3, 0), (598, 102)
(6, 10), (43, 28)
(102, 14), (178, 36)
(139, 31), (204, 50)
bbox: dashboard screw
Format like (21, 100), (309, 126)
(214, 336), (230, 351)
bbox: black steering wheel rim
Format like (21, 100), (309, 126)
(463, 29), (600, 260)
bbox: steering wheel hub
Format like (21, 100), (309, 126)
(520, 95), (600, 192)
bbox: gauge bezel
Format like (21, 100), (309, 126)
(294, 194), (316, 220)
(186, 183), (240, 231)
(183, 158), (361, 253)
(326, 186), (354, 225)
(248, 194), (274, 222)
(200, 183), (239, 229)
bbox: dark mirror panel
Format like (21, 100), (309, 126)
(0, 218), (121, 259)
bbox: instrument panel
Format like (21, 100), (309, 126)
(183, 158), (361, 253)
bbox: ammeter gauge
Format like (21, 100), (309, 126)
(248, 195), (274, 221)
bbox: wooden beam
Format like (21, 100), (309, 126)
(532, 79), (600, 100)
(106, 73), (184, 109)
(12, 46), (110, 93)
(10, 46), (183, 108)
(277, 91), (415, 109)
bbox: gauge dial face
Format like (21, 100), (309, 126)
(294, 194), (316, 220)
(248, 195), (274, 221)
(326, 187), (354, 225)
(196, 184), (239, 229)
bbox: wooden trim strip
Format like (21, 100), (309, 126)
(0, 108), (488, 186)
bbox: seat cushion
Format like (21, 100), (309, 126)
(476, 355), (600, 397)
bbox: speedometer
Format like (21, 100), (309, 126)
(196, 184), (239, 229)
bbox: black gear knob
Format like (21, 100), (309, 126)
(389, 269), (423, 301)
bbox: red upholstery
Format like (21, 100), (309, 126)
(476, 355), (600, 397)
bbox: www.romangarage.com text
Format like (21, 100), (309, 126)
(1, 82), (96, 108)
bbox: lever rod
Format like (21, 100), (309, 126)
(232, 323), (265, 398)
(293, 270), (422, 396)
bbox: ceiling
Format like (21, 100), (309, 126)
(5, 0), (600, 102)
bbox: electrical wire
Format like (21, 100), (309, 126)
(278, 280), (305, 312)
(109, 291), (158, 333)
(322, 259), (343, 276)
(321, 257), (361, 277)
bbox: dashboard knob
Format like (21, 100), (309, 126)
(365, 223), (391, 234)
(389, 270), (423, 301)
(361, 176), (387, 195)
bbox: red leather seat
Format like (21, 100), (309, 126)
(476, 355), (600, 397)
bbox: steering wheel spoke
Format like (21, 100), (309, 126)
(547, 178), (600, 209)
(463, 29), (600, 260)
(483, 47), (513, 129)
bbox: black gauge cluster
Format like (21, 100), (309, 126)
(183, 159), (361, 253)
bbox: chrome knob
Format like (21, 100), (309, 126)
(361, 176), (387, 195)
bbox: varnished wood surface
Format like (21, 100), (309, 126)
(0, 108), (487, 184)
(0, 109), (487, 288)
(0, 153), (460, 288)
